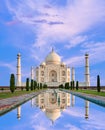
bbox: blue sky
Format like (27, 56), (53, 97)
(0, 0), (105, 85)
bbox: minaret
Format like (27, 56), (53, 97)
(66, 93), (70, 107)
(31, 98), (35, 107)
(71, 67), (75, 81)
(31, 66), (34, 80)
(16, 53), (21, 86)
(85, 54), (90, 87)
(69, 94), (71, 106)
(85, 100), (89, 119)
(17, 106), (21, 120)
(71, 95), (75, 107)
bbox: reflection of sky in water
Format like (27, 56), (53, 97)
(0, 90), (105, 130)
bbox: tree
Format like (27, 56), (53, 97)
(34, 81), (37, 90)
(97, 75), (101, 92)
(10, 74), (15, 93)
(65, 82), (69, 89)
(43, 84), (47, 88)
(31, 79), (34, 90)
(70, 81), (73, 90)
(76, 81), (79, 90)
(37, 83), (39, 89)
(40, 83), (42, 89)
(26, 78), (29, 91)
(59, 84), (64, 88)
(72, 81), (75, 90)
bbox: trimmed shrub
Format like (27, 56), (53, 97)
(40, 83), (43, 89)
(43, 84), (47, 88)
(70, 81), (73, 90)
(31, 79), (34, 90)
(26, 78), (29, 91)
(65, 82), (69, 89)
(76, 81), (79, 90)
(72, 81), (75, 90)
(59, 84), (64, 88)
(10, 74), (15, 93)
(34, 81), (37, 90)
(97, 75), (101, 92)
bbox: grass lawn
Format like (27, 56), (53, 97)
(73, 89), (105, 97)
(0, 90), (40, 99)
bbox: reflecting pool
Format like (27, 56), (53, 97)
(0, 89), (105, 130)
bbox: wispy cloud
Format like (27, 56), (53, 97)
(6, 0), (105, 48)
(0, 61), (16, 73)
(65, 41), (105, 67)
(5, 0), (105, 65)
(65, 35), (88, 49)
(5, 20), (19, 26)
(65, 55), (84, 67)
(64, 124), (81, 130)
(81, 42), (105, 64)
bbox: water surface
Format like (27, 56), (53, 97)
(0, 89), (105, 130)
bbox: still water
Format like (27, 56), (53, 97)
(0, 89), (105, 130)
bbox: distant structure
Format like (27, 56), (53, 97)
(71, 67), (75, 81)
(16, 50), (90, 87)
(85, 54), (90, 86)
(31, 66), (34, 80)
(16, 53), (21, 86)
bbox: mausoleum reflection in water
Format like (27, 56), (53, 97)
(32, 89), (71, 123)
(17, 89), (89, 122)
(1, 89), (105, 130)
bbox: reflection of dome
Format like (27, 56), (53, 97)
(46, 108), (61, 122)
(41, 108), (45, 112)
(45, 49), (61, 65)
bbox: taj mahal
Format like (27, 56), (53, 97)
(16, 48), (90, 87)
(35, 48), (70, 87)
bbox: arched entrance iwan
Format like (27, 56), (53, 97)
(49, 70), (57, 82)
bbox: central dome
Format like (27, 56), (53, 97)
(45, 49), (61, 65)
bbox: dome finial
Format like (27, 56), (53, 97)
(52, 47), (54, 52)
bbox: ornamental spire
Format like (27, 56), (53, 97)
(52, 47), (54, 52)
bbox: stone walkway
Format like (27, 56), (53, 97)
(0, 91), (43, 116)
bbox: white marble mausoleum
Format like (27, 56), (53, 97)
(35, 49), (70, 87)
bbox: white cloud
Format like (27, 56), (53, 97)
(65, 35), (88, 49)
(65, 55), (84, 67)
(0, 61), (16, 73)
(64, 107), (83, 117)
(5, 0), (105, 65)
(81, 42), (105, 64)
(80, 109), (105, 130)
(30, 111), (53, 130)
(6, 0), (105, 49)
(65, 41), (105, 67)
(64, 124), (81, 130)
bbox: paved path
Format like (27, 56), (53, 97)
(0, 91), (44, 116)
